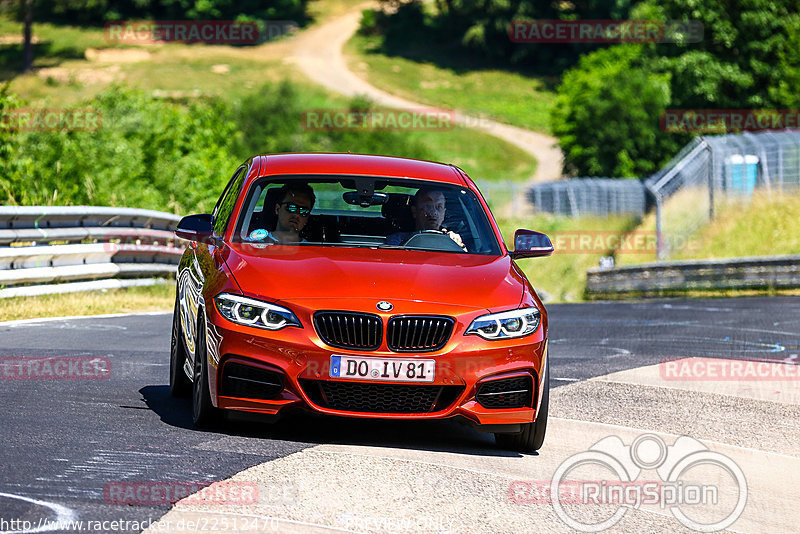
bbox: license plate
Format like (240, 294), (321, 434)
(329, 355), (435, 383)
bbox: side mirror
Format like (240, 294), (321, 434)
(175, 214), (213, 243)
(510, 229), (554, 259)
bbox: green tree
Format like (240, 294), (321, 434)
(371, 0), (641, 73)
(638, 0), (800, 108)
(551, 45), (681, 177)
(0, 83), (20, 203)
(2, 0), (312, 25)
(552, 0), (800, 176)
(2, 82), (433, 211)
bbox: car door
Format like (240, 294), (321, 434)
(179, 165), (248, 367)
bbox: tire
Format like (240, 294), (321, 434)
(496, 360), (550, 453)
(169, 296), (192, 397)
(192, 314), (222, 428)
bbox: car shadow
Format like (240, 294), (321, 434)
(140, 385), (535, 458)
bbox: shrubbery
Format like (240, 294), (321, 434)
(366, 0), (800, 177)
(361, 0), (636, 73)
(1, 0), (312, 25)
(552, 0), (800, 176)
(551, 45), (682, 177)
(1, 81), (432, 213)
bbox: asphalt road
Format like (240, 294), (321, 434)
(0, 296), (798, 533)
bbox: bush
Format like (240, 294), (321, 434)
(357, 8), (381, 36)
(0, 82), (22, 203)
(551, 45), (683, 177)
(1, 0), (312, 25)
(369, 0), (638, 73)
(551, 0), (800, 177)
(2, 81), (433, 213)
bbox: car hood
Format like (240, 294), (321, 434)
(223, 243), (526, 311)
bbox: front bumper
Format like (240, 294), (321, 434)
(205, 306), (547, 427)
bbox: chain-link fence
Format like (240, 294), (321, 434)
(646, 130), (800, 259)
(473, 181), (532, 217)
(526, 178), (646, 217)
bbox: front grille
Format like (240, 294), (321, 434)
(476, 375), (533, 409)
(314, 311), (382, 351)
(300, 379), (463, 414)
(219, 361), (283, 400)
(387, 316), (454, 352)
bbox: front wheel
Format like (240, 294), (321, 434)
(496, 360), (549, 453)
(169, 296), (192, 397)
(192, 316), (222, 428)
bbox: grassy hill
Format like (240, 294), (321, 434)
(0, 11), (538, 214)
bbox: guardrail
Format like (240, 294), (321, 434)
(0, 206), (183, 298)
(586, 255), (800, 298)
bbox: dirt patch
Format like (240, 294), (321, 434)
(85, 48), (151, 63)
(37, 65), (122, 85)
(0, 34), (40, 45)
(211, 64), (230, 74)
(152, 89), (203, 99)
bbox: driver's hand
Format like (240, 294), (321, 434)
(446, 230), (467, 251)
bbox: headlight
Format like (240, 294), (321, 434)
(466, 307), (541, 340)
(214, 293), (301, 330)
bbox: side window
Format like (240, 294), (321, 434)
(212, 166), (247, 236)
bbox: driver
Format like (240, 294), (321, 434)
(386, 188), (466, 250)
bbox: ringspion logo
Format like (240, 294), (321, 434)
(511, 434), (747, 532)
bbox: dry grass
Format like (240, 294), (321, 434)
(616, 190), (800, 265)
(495, 213), (640, 302)
(676, 191), (800, 259)
(0, 283), (174, 322)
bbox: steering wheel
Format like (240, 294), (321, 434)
(401, 230), (464, 252)
(400, 229), (444, 243)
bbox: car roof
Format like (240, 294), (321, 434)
(253, 153), (467, 185)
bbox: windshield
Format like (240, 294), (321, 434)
(232, 176), (501, 255)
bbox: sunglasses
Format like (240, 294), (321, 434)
(280, 202), (311, 216)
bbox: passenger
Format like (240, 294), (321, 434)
(251, 182), (315, 244)
(386, 188), (466, 250)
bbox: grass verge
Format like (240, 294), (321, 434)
(495, 213), (640, 302)
(0, 283), (173, 322)
(616, 191), (800, 265)
(346, 34), (556, 133)
(2, 17), (536, 184)
(588, 288), (800, 300)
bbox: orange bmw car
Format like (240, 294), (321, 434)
(170, 153), (554, 452)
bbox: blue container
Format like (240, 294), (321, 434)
(727, 155), (758, 194)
